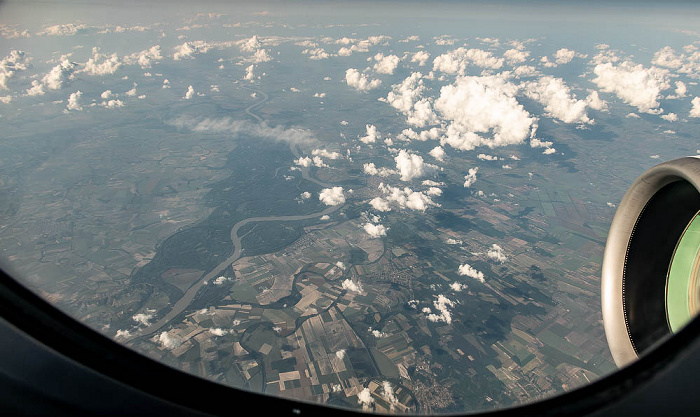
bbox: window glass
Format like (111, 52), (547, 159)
(0, 0), (698, 413)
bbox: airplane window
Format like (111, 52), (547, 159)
(0, 0), (699, 413)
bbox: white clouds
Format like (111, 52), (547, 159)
(26, 54), (75, 96)
(487, 244), (507, 263)
(250, 49), (273, 64)
(156, 331), (182, 350)
(132, 313), (153, 326)
(342, 278), (364, 293)
(592, 59), (670, 114)
(369, 197), (392, 212)
(691, 97), (700, 118)
(184, 85), (195, 100)
(82, 47), (121, 76)
(435, 75), (535, 151)
(37, 23), (88, 37)
(319, 187), (346, 206)
(312, 149), (341, 159)
(652, 46), (685, 69)
(124, 45), (162, 69)
(65, 91), (82, 111)
(540, 49), (586, 68)
(373, 182), (439, 212)
(100, 99), (125, 108)
(358, 388), (374, 411)
(363, 162), (395, 177)
(373, 53), (400, 75)
(115, 329), (131, 339)
(345, 68), (382, 91)
(425, 294), (454, 324)
(359, 124), (379, 144)
(170, 116), (316, 145)
(477, 153), (498, 161)
(411, 51), (430, 66)
(503, 48), (530, 65)
(213, 276), (233, 285)
(522, 76), (593, 124)
(586, 90), (608, 111)
(394, 149), (433, 181)
(0, 50), (29, 90)
(458, 263), (485, 283)
(463, 167), (479, 188)
(172, 41), (217, 60)
(244, 64), (256, 81)
(363, 222), (387, 238)
(660, 112), (678, 122)
(239, 36), (262, 52)
(429, 146), (446, 162)
(209, 328), (229, 336)
(433, 47), (504, 75)
(383, 72), (438, 128)
(302, 47), (330, 60)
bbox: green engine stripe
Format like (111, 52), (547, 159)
(667, 211), (700, 332)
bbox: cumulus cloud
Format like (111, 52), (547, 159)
(65, 91), (82, 111)
(503, 48), (530, 65)
(213, 275), (233, 285)
(123, 45), (162, 68)
(660, 112), (678, 122)
(435, 75), (536, 151)
(383, 72), (438, 128)
(244, 64), (256, 81)
(156, 331), (182, 349)
(394, 149), (434, 181)
(433, 47), (504, 75)
(82, 47), (121, 76)
(0, 50), (29, 90)
(541, 48), (587, 68)
(425, 294), (454, 324)
(184, 85), (195, 99)
(463, 167), (478, 188)
(429, 146), (446, 161)
(319, 187), (346, 206)
(358, 387), (374, 411)
(411, 51), (430, 66)
(312, 149), (341, 159)
(363, 162), (395, 177)
(346, 68), (382, 91)
(691, 97), (700, 118)
(522, 76), (594, 124)
(209, 328), (229, 336)
(37, 23), (89, 37)
(26, 54), (75, 95)
(302, 47), (330, 60)
(173, 40), (242, 61)
(373, 53), (400, 74)
(363, 222), (387, 238)
(458, 263), (485, 283)
(652, 46), (685, 69)
(170, 116), (316, 145)
(132, 312), (153, 326)
(592, 58), (670, 114)
(359, 124), (379, 144)
(373, 182), (439, 212)
(487, 244), (507, 263)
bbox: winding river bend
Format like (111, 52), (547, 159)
(130, 86), (343, 340)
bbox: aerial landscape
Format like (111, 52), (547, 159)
(0, 0), (699, 413)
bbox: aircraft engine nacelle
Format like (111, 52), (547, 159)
(603, 156), (700, 367)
